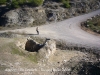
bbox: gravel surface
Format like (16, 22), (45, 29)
(0, 9), (100, 53)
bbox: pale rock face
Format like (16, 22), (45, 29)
(46, 40), (56, 55)
(4, 11), (19, 26)
(39, 40), (56, 59)
(16, 39), (27, 50)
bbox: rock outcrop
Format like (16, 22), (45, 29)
(0, 0), (100, 26)
(17, 37), (56, 59)
(45, 0), (100, 22)
(1, 7), (46, 26)
(38, 39), (56, 59)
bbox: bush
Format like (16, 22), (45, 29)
(11, 0), (19, 8)
(18, 0), (25, 5)
(0, 0), (7, 5)
(7, 0), (26, 8)
(7, 0), (44, 8)
(30, 0), (44, 6)
(55, 0), (70, 8)
(63, 0), (70, 8)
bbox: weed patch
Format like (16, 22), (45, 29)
(82, 16), (100, 34)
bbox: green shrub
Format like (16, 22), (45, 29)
(55, 0), (64, 2)
(87, 21), (93, 25)
(86, 20), (100, 33)
(63, 0), (70, 8)
(0, 0), (7, 5)
(18, 0), (25, 5)
(55, 0), (70, 8)
(30, 0), (44, 6)
(7, 0), (26, 8)
(11, 0), (19, 8)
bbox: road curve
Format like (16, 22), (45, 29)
(1, 9), (100, 52)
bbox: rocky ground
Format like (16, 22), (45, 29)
(0, 1), (100, 75)
(0, 33), (99, 75)
(1, 9), (100, 53)
(0, 0), (100, 27)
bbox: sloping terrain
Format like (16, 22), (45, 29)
(0, 9), (100, 53)
(0, 36), (94, 75)
(0, 1), (100, 75)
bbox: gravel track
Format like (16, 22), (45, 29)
(0, 9), (100, 53)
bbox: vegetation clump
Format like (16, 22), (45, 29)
(83, 16), (100, 34)
(11, 0), (20, 8)
(63, 0), (70, 8)
(0, 0), (44, 8)
(30, 0), (44, 6)
(1, 0), (70, 8)
(54, 0), (70, 8)
(0, 0), (6, 5)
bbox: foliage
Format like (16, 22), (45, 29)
(17, 0), (25, 5)
(6, 0), (44, 8)
(11, 0), (19, 8)
(0, 0), (70, 8)
(30, 0), (44, 6)
(86, 18), (100, 34)
(63, 0), (70, 8)
(55, 0), (70, 8)
(0, 0), (7, 5)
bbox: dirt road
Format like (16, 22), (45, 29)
(1, 9), (100, 52)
